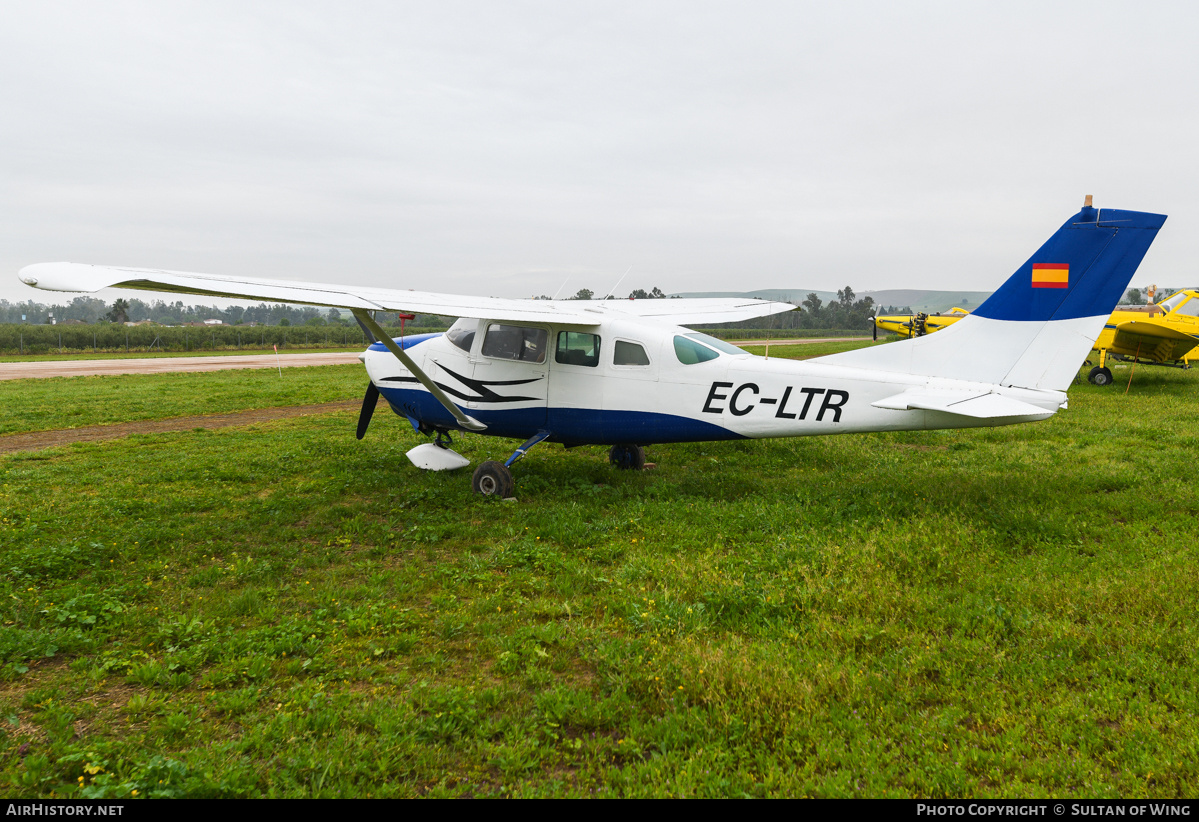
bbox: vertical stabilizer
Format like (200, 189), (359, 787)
(815, 201), (1167, 390)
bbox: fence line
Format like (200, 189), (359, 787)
(0, 322), (871, 356)
(0, 324), (445, 356)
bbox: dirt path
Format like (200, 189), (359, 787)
(0, 400), (366, 455)
(0, 352), (362, 381)
(734, 337), (864, 346)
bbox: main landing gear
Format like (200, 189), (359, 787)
(472, 461), (515, 497)
(470, 430), (553, 496)
(409, 428), (652, 496)
(608, 444), (646, 470)
(467, 439), (651, 496)
(1087, 349), (1113, 385)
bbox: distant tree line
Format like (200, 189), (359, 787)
(531, 287), (670, 301)
(532, 285), (877, 331)
(704, 286), (877, 332)
(0, 297), (449, 328)
(1122, 287), (1188, 305)
(0, 321), (443, 356)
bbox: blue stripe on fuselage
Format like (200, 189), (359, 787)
(376, 385), (742, 445)
(367, 332), (442, 352)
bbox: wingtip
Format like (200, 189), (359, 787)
(18, 263), (55, 288)
(17, 262), (108, 293)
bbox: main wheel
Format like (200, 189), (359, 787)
(609, 444), (646, 470)
(1088, 366), (1114, 386)
(472, 461), (515, 496)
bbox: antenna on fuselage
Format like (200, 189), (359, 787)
(603, 266), (633, 301)
(551, 277), (571, 301)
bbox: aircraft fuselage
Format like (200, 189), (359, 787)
(363, 317), (1063, 447)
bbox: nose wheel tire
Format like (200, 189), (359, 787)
(609, 444), (646, 470)
(1088, 366), (1114, 386)
(472, 461), (515, 496)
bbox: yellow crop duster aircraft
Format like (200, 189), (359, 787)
(872, 291), (1199, 385)
(871, 307), (971, 340)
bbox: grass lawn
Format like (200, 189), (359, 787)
(1, 347), (1197, 798)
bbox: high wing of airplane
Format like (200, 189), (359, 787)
(19, 198), (1166, 495)
(1085, 289), (1199, 384)
(872, 291), (1199, 386)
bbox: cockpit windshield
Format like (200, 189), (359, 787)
(445, 318), (477, 352)
(1159, 293), (1189, 314)
(1174, 296), (1199, 317)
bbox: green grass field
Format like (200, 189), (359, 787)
(1, 346), (1197, 798)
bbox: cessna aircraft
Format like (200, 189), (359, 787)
(18, 198), (1165, 495)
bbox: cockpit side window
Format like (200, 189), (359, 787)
(445, 318), (478, 353)
(481, 324), (548, 363)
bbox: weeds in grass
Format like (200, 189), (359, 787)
(1, 359), (1198, 796)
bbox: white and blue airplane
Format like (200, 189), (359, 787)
(18, 198), (1166, 496)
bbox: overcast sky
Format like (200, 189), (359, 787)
(3, 0), (1196, 306)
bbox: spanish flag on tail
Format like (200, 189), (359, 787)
(1032, 263), (1069, 289)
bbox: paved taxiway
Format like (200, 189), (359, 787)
(0, 351), (361, 381)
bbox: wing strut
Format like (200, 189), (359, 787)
(351, 309), (487, 432)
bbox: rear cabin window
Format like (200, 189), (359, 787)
(481, 324), (548, 363)
(685, 332), (746, 356)
(673, 335), (720, 364)
(556, 331), (601, 367)
(445, 318), (477, 352)
(613, 340), (650, 366)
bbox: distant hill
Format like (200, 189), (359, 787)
(672, 289), (993, 314)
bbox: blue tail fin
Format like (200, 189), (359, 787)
(972, 204), (1167, 323)
(816, 201), (1167, 391)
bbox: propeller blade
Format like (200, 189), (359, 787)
(356, 382), (380, 440)
(872, 317), (877, 341)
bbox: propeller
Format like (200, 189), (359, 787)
(356, 382), (380, 440)
(870, 315), (878, 341)
(354, 312), (380, 440)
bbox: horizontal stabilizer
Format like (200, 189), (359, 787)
(871, 390), (1053, 419)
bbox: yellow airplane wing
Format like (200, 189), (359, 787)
(1112, 320), (1199, 344)
(1111, 319), (1199, 362)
